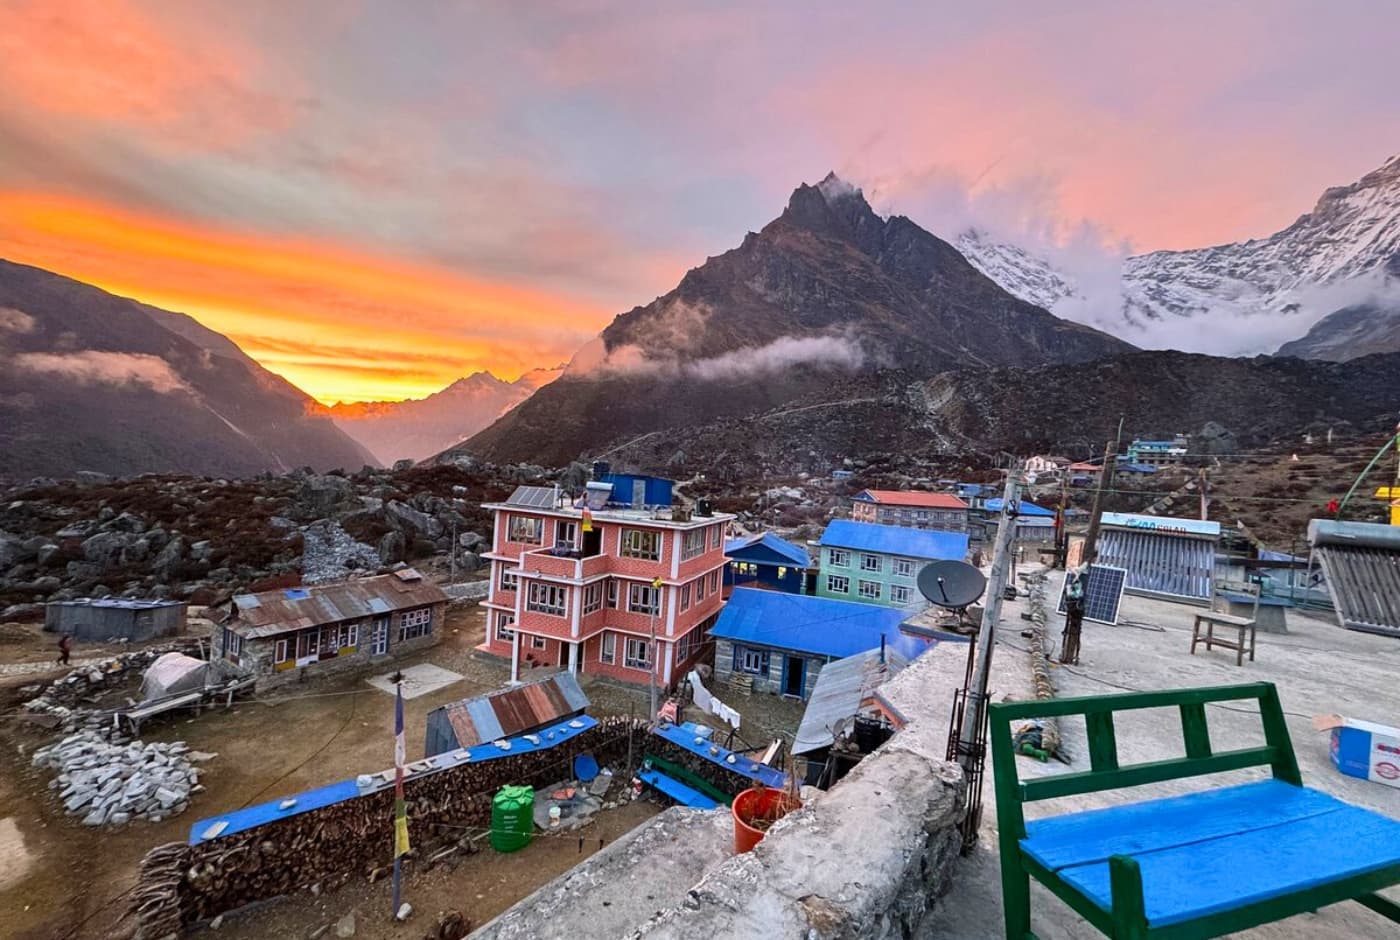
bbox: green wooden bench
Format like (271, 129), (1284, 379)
(643, 753), (733, 806)
(988, 682), (1400, 939)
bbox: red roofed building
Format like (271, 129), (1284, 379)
(850, 489), (968, 533)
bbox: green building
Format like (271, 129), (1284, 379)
(815, 520), (970, 608)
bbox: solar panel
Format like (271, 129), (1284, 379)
(1056, 563), (1128, 625)
(506, 485), (557, 509)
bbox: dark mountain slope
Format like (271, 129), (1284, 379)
(0, 258), (375, 479)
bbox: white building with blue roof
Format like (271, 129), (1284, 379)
(814, 520), (969, 608)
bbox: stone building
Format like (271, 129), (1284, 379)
(213, 570), (447, 687)
(849, 489), (968, 532)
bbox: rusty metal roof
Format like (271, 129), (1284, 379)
(228, 573), (448, 638)
(434, 672), (589, 748)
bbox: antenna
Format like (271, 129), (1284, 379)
(917, 560), (987, 610)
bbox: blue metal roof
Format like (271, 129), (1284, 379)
(709, 587), (931, 661)
(651, 721), (787, 788)
(724, 532), (811, 568)
(982, 498), (1055, 517)
(818, 519), (968, 560)
(188, 715), (598, 845)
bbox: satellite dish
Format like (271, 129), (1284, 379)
(917, 561), (987, 609)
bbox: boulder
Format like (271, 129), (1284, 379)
(393, 458), (415, 471)
(295, 475), (358, 517)
(35, 543), (62, 567)
(378, 530), (406, 565)
(107, 511), (147, 534)
(385, 500), (443, 539)
(81, 531), (131, 569)
(1, 603), (45, 622)
(457, 531), (486, 551)
(152, 537), (185, 580)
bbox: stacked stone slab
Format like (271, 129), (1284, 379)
(32, 729), (208, 826)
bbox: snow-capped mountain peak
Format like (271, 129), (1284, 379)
(955, 228), (1082, 312)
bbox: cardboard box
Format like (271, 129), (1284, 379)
(1314, 714), (1400, 789)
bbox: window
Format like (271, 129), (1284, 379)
(676, 626), (701, 663)
(734, 645), (770, 676)
(297, 629), (320, 659)
(628, 583), (660, 615)
(527, 583), (568, 616)
(499, 566), (519, 591)
(273, 638), (289, 663)
(710, 525), (722, 548)
(710, 570), (719, 593)
(508, 515), (542, 544)
(223, 628), (243, 661)
(495, 613), (516, 642)
(826, 574), (849, 594)
(338, 623), (358, 649)
(555, 520), (578, 550)
(620, 528), (661, 560)
(858, 580), (881, 601)
(915, 510), (929, 520)
(600, 632), (616, 664)
(624, 637), (651, 670)
(891, 585), (912, 605)
(829, 549), (850, 568)
(583, 582), (603, 614)
(860, 553), (882, 572)
(777, 565), (788, 580)
(893, 558), (914, 579)
(398, 607), (433, 641)
(682, 529), (706, 560)
(696, 576), (706, 601)
(606, 580), (618, 608)
(680, 584), (691, 611)
(531, 635), (547, 650)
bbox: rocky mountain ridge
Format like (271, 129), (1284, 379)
(455, 173), (1133, 466)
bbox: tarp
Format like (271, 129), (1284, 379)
(140, 652), (208, 702)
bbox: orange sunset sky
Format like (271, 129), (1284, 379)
(1, 1), (1396, 403)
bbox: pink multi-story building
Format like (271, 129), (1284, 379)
(481, 485), (735, 688)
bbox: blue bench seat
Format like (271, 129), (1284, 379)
(1023, 780), (1400, 927)
(638, 768), (719, 810)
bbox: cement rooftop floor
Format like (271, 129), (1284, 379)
(917, 566), (1400, 940)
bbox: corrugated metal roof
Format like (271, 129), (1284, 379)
(854, 489), (967, 509)
(819, 520), (968, 561)
(228, 573), (448, 638)
(983, 498), (1055, 517)
(433, 672), (590, 748)
(49, 598), (186, 610)
(793, 648), (908, 755)
(709, 587), (931, 660)
(724, 532), (811, 568)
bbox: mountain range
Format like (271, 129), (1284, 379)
(0, 258), (376, 479)
(320, 367), (561, 465)
(453, 174), (1133, 466)
(956, 155), (1400, 360)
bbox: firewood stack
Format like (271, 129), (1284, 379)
(131, 717), (644, 935)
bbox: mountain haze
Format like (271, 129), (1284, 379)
(453, 174), (1133, 466)
(323, 367), (561, 464)
(0, 259), (376, 479)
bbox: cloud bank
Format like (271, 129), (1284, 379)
(13, 350), (192, 393)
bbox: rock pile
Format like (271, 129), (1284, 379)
(301, 519), (380, 585)
(20, 642), (203, 731)
(32, 729), (211, 826)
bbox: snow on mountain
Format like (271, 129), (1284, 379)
(956, 155), (1400, 357)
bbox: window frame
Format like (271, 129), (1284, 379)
(857, 579), (881, 601)
(273, 637), (288, 663)
(737, 646), (770, 676)
(859, 553), (882, 572)
(696, 575), (706, 601)
(582, 581), (603, 614)
(530, 635), (548, 650)
(710, 525), (722, 548)
(398, 606), (433, 641)
(624, 637), (651, 670)
(628, 583), (660, 615)
(526, 582), (568, 617)
(681, 528), (706, 560)
(600, 632), (616, 664)
(891, 584), (912, 605)
(508, 515), (543, 544)
(620, 528), (661, 561)
(495, 612), (516, 642)
(829, 549), (850, 568)
(499, 566), (519, 591)
(606, 579), (618, 608)
(826, 574), (849, 594)
(893, 558), (915, 579)
(680, 583), (691, 611)
(555, 519), (578, 551)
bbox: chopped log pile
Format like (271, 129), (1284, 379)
(131, 717), (644, 937)
(1024, 571), (1063, 758)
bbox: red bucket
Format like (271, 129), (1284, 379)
(731, 786), (802, 853)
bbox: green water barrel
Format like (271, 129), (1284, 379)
(490, 785), (535, 852)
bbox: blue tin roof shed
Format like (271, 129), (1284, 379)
(709, 587), (932, 661)
(724, 532), (812, 568)
(819, 519), (968, 561)
(982, 498), (1055, 517)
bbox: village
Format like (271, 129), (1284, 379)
(0, 434), (1398, 940)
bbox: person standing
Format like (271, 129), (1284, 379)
(57, 633), (72, 666)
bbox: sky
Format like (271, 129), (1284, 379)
(1, 1), (1396, 403)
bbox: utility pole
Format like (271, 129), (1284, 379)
(956, 462), (1022, 776)
(648, 576), (661, 720)
(1082, 419), (1124, 564)
(450, 520), (458, 585)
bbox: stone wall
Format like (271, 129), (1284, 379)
(476, 651), (968, 939)
(713, 638), (825, 698)
(131, 717), (646, 937)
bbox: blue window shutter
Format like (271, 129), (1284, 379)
(760, 650), (770, 675)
